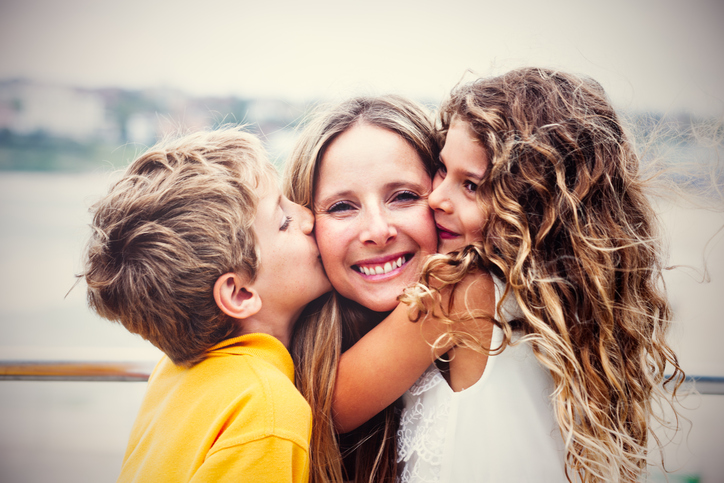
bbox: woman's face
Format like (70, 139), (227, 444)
(428, 120), (491, 254)
(314, 123), (437, 312)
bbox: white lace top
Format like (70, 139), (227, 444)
(396, 279), (568, 482)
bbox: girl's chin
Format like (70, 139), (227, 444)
(438, 239), (464, 254)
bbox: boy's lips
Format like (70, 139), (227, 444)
(351, 253), (413, 277)
(436, 223), (460, 240)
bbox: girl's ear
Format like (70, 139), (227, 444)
(213, 273), (262, 319)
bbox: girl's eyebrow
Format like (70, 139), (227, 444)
(441, 152), (486, 180)
(463, 168), (486, 181)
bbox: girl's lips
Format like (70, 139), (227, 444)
(436, 223), (460, 240)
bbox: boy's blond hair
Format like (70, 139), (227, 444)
(82, 127), (276, 366)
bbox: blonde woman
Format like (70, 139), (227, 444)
(285, 95), (448, 482)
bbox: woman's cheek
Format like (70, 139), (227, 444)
(412, 204), (438, 256)
(314, 217), (349, 287)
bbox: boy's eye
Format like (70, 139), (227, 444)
(463, 180), (478, 193)
(280, 215), (292, 231)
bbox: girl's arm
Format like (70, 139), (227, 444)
(332, 270), (495, 433)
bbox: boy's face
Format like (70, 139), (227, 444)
(251, 180), (332, 319)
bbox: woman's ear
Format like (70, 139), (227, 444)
(213, 273), (262, 319)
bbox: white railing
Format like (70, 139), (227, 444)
(1, 361), (723, 395)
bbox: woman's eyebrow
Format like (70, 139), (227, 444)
(316, 189), (353, 202)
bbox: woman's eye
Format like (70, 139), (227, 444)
(392, 190), (420, 202)
(280, 215), (292, 231)
(327, 201), (355, 213)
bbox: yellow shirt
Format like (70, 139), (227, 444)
(118, 333), (311, 482)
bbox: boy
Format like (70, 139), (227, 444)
(82, 128), (331, 482)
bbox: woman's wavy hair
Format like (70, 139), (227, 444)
(284, 95), (439, 483)
(407, 68), (684, 482)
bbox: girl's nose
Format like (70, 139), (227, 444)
(429, 177), (454, 214)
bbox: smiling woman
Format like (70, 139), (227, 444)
(284, 95), (439, 482)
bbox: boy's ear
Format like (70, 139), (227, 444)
(213, 273), (262, 319)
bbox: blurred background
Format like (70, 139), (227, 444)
(0, 0), (722, 481)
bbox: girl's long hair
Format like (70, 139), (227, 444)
(405, 67), (684, 482)
(285, 95), (439, 483)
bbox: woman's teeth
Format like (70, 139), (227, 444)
(358, 256), (405, 276)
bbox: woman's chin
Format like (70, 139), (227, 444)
(348, 294), (399, 313)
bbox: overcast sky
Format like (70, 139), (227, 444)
(1, 0), (723, 115)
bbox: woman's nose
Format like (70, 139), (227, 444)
(359, 209), (397, 245)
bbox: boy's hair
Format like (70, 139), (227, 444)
(403, 68), (684, 482)
(82, 127), (276, 366)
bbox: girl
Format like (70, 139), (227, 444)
(396, 67), (684, 481)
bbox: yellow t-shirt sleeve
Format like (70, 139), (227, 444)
(189, 436), (310, 483)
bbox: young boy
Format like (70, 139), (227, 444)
(82, 127), (331, 482)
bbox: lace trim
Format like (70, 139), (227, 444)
(407, 365), (445, 396)
(396, 367), (449, 483)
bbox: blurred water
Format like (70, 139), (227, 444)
(0, 171), (722, 482)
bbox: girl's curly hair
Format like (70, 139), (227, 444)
(403, 67), (684, 482)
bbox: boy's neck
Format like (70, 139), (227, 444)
(232, 306), (303, 348)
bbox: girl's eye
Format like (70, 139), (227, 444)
(463, 180), (478, 193)
(280, 215), (292, 231)
(327, 201), (355, 214)
(392, 190), (420, 202)
(436, 162), (447, 178)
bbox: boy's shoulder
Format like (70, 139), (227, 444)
(119, 333), (312, 481)
(149, 332), (311, 441)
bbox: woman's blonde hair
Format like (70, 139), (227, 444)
(404, 68), (684, 482)
(284, 95), (439, 483)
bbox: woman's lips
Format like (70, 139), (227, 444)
(436, 223), (460, 240)
(352, 253), (413, 276)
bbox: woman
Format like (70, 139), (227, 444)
(284, 95), (445, 482)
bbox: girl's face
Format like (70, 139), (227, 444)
(428, 120), (491, 254)
(314, 123), (437, 312)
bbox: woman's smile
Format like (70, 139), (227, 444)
(352, 252), (413, 277)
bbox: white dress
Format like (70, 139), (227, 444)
(396, 280), (568, 483)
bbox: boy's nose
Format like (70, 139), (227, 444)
(298, 205), (315, 235)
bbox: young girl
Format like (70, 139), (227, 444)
(395, 67), (685, 482)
